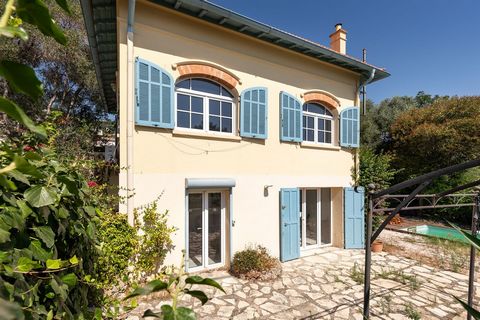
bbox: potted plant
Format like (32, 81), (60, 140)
(371, 240), (384, 252)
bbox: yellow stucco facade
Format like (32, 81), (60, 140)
(116, 0), (361, 267)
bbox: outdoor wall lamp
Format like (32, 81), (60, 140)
(264, 185), (273, 197)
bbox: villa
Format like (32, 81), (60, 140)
(81, 0), (389, 271)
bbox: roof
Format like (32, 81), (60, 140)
(81, 0), (390, 112)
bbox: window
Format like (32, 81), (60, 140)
(299, 188), (332, 249)
(302, 103), (333, 144)
(175, 78), (235, 134)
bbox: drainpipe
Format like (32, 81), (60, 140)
(126, 0), (136, 225)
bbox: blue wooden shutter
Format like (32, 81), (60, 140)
(135, 58), (174, 128)
(344, 187), (365, 249)
(240, 87), (268, 139)
(280, 92), (302, 142)
(280, 188), (300, 261)
(340, 106), (360, 147)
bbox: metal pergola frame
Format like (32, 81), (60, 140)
(363, 158), (480, 319)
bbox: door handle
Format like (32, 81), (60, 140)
(284, 223), (287, 227)
(197, 227), (202, 231)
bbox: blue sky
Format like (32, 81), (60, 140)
(210, 0), (480, 102)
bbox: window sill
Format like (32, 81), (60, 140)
(172, 129), (242, 141)
(300, 142), (340, 151)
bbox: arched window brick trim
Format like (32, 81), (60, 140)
(303, 91), (340, 109)
(175, 62), (239, 91)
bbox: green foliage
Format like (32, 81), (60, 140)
(95, 213), (138, 285)
(0, 139), (101, 318)
(391, 96), (480, 179)
(355, 147), (398, 190)
(404, 302), (421, 320)
(135, 200), (177, 274)
(124, 255), (224, 319)
(349, 262), (364, 284)
(231, 245), (281, 280)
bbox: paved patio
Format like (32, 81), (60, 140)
(128, 247), (477, 319)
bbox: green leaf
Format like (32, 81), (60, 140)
(143, 309), (161, 318)
(0, 97), (46, 138)
(0, 26), (28, 41)
(57, 206), (69, 218)
(32, 226), (55, 248)
(50, 278), (67, 300)
(160, 305), (196, 320)
(14, 155), (42, 178)
(185, 276), (225, 293)
(184, 289), (208, 305)
(17, 200), (33, 218)
(83, 206), (95, 217)
(46, 310), (53, 320)
(124, 280), (168, 300)
(447, 221), (480, 250)
(69, 255), (79, 265)
(0, 251), (9, 263)
(16, 256), (40, 272)
(46, 259), (61, 269)
(0, 228), (11, 243)
(454, 296), (480, 319)
(29, 239), (52, 261)
(54, 0), (70, 14)
(16, 0), (67, 45)
(60, 273), (77, 288)
(0, 298), (25, 320)
(0, 61), (43, 100)
(25, 185), (57, 207)
(7, 169), (30, 185)
(0, 175), (16, 191)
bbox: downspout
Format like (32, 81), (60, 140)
(353, 67), (375, 186)
(126, 0), (136, 225)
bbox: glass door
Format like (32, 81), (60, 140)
(300, 188), (332, 249)
(188, 191), (225, 270)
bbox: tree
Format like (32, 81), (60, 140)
(390, 96), (480, 180)
(355, 147), (398, 190)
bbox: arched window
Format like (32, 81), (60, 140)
(302, 102), (334, 144)
(175, 78), (235, 134)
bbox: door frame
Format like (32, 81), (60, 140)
(186, 189), (226, 272)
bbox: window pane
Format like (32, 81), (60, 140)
(307, 130), (314, 142)
(303, 116), (306, 128)
(191, 113), (203, 129)
(303, 129), (307, 140)
(191, 96), (203, 113)
(321, 188), (331, 244)
(177, 111), (189, 128)
(208, 193), (222, 265)
(244, 91), (251, 100)
(259, 90), (265, 103)
(318, 118), (325, 130)
(209, 116), (220, 131)
(161, 72), (170, 85)
(326, 120), (332, 131)
(222, 118), (232, 133)
(221, 102), (232, 117)
(326, 132), (332, 143)
(176, 79), (190, 89)
(192, 78), (220, 95)
(252, 90), (258, 101)
(307, 117), (314, 128)
(318, 131), (325, 143)
(210, 100), (220, 115)
(221, 86), (233, 98)
(188, 193), (203, 268)
(306, 190), (318, 246)
(177, 94), (190, 111)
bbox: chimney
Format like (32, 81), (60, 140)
(329, 23), (347, 54)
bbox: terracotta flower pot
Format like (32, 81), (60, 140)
(371, 240), (383, 253)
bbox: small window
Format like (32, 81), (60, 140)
(175, 78), (235, 134)
(302, 102), (333, 144)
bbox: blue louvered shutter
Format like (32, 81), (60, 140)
(240, 87), (268, 139)
(280, 92), (302, 142)
(340, 106), (360, 147)
(135, 58), (174, 128)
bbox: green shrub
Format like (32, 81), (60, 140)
(95, 213), (138, 285)
(135, 200), (177, 275)
(231, 245), (281, 280)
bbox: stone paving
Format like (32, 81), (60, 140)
(129, 247), (478, 319)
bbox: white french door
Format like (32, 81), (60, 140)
(300, 188), (332, 249)
(187, 191), (225, 271)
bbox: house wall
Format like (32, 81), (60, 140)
(116, 0), (359, 266)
